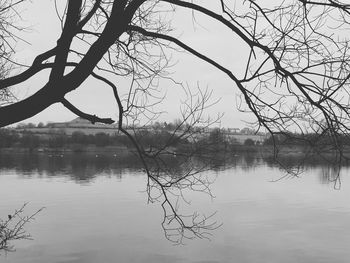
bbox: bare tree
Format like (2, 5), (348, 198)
(1, 0), (349, 146)
(0, 0), (24, 106)
(0, 204), (43, 254)
(1, 0), (350, 243)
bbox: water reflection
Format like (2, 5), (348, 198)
(0, 153), (143, 182)
(1, 152), (349, 187)
(1, 152), (349, 181)
(1, 152), (350, 262)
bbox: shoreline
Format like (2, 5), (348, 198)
(1, 144), (349, 156)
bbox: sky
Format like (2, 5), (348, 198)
(9, 0), (256, 128)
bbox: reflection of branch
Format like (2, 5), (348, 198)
(94, 64), (223, 243)
(161, 202), (221, 244)
(319, 165), (342, 190)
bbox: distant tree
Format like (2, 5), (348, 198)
(26, 123), (36, 128)
(112, 133), (133, 148)
(16, 123), (37, 129)
(208, 128), (225, 145)
(227, 136), (239, 146)
(48, 132), (67, 148)
(94, 132), (110, 147)
(0, 128), (19, 147)
(152, 122), (163, 130)
(163, 122), (175, 131)
(71, 131), (88, 144)
(244, 138), (255, 146)
(37, 122), (44, 128)
(264, 135), (280, 146)
(15, 123), (26, 129)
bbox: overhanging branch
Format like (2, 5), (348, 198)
(126, 25), (268, 129)
(0, 47), (57, 90)
(161, 0), (254, 48)
(61, 98), (115, 124)
(91, 71), (124, 128)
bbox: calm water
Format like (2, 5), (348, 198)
(1, 153), (350, 263)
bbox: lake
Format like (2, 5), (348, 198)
(1, 153), (350, 263)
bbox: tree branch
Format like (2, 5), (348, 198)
(90, 71), (124, 127)
(0, 47), (57, 90)
(127, 25), (268, 130)
(49, 0), (82, 82)
(61, 98), (114, 124)
(0, 83), (59, 127)
(161, 0), (254, 48)
(77, 0), (101, 29)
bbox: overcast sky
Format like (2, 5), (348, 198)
(11, 0), (256, 128)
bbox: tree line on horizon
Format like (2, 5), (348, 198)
(1, 125), (349, 153)
(0, 126), (265, 151)
(14, 120), (260, 135)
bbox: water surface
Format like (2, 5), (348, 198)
(1, 153), (350, 263)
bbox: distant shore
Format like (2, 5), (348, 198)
(1, 144), (348, 157)
(0, 145), (133, 155)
